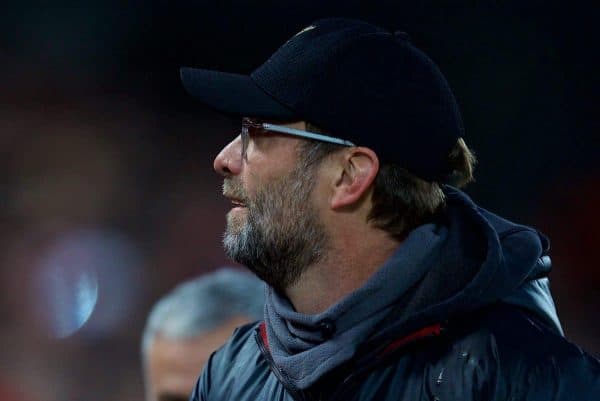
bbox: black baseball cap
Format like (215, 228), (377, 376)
(181, 18), (464, 181)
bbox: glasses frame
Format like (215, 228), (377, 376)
(241, 118), (355, 157)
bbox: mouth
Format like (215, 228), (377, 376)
(231, 199), (246, 208)
(225, 195), (247, 210)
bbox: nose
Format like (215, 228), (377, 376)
(213, 135), (243, 177)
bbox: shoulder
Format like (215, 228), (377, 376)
(444, 304), (600, 400)
(192, 321), (280, 401)
(467, 304), (594, 363)
(212, 320), (260, 363)
(205, 320), (265, 383)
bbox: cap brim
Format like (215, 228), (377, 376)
(180, 67), (296, 120)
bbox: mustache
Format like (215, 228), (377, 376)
(223, 178), (248, 202)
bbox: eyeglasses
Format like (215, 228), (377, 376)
(241, 117), (355, 157)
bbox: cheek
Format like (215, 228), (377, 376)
(241, 167), (276, 199)
(307, 169), (331, 207)
(239, 171), (258, 199)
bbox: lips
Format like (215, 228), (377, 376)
(223, 180), (247, 208)
(224, 194), (247, 208)
(230, 198), (246, 208)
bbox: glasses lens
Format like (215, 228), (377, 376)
(241, 122), (249, 158)
(241, 118), (264, 158)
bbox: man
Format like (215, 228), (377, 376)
(180, 18), (599, 401)
(141, 268), (264, 401)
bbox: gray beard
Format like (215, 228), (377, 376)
(223, 168), (329, 293)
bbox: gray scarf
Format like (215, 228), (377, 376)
(264, 223), (447, 389)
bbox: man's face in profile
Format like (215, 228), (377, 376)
(145, 317), (249, 401)
(219, 120), (330, 292)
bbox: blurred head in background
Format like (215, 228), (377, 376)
(141, 268), (264, 401)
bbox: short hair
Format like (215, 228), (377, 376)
(301, 123), (476, 241)
(141, 267), (264, 355)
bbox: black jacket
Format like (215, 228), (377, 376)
(192, 305), (598, 401)
(191, 189), (599, 401)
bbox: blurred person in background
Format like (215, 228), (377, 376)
(180, 18), (599, 401)
(141, 268), (264, 401)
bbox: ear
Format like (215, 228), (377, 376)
(330, 147), (379, 210)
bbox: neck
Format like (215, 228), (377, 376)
(286, 229), (401, 314)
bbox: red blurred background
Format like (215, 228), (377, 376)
(0, 2), (597, 400)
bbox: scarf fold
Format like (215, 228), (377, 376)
(264, 223), (447, 389)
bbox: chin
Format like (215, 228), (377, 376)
(225, 214), (246, 236)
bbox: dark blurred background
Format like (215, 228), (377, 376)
(0, 1), (598, 400)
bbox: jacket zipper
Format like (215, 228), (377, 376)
(254, 329), (307, 401)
